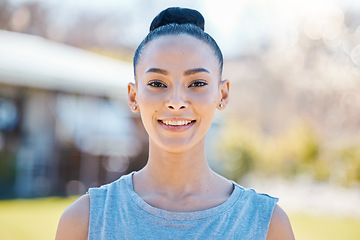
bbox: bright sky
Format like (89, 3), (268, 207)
(9, 0), (360, 57)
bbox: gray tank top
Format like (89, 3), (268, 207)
(88, 172), (278, 240)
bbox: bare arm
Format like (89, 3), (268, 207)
(266, 204), (295, 240)
(55, 194), (90, 240)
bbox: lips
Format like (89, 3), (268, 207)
(159, 119), (195, 126)
(158, 119), (196, 131)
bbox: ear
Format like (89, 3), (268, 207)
(128, 82), (140, 112)
(217, 79), (230, 110)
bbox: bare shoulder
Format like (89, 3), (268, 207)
(266, 204), (295, 240)
(55, 194), (90, 240)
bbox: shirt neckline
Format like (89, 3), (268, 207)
(124, 171), (243, 221)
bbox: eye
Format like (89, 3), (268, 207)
(189, 81), (208, 88)
(148, 80), (167, 88)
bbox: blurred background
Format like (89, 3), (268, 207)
(0, 0), (360, 239)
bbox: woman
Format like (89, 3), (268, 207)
(56, 7), (294, 240)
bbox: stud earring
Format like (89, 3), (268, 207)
(132, 105), (137, 110)
(219, 103), (223, 108)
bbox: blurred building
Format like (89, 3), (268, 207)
(0, 30), (148, 198)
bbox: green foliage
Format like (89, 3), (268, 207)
(0, 150), (16, 197)
(336, 145), (360, 187)
(216, 119), (260, 181)
(0, 150), (16, 183)
(261, 121), (327, 180)
(217, 117), (360, 186)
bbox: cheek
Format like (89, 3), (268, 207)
(138, 88), (162, 103)
(192, 95), (216, 108)
(191, 92), (219, 122)
(192, 88), (219, 106)
(137, 90), (164, 113)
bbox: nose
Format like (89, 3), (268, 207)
(166, 88), (188, 110)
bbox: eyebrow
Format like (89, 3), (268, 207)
(184, 68), (210, 76)
(145, 68), (169, 75)
(145, 67), (210, 76)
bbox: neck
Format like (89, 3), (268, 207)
(132, 137), (234, 212)
(136, 137), (214, 194)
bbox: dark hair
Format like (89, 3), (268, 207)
(133, 7), (223, 76)
(149, 7), (204, 31)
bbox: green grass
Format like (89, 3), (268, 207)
(0, 197), (359, 240)
(0, 197), (77, 240)
(289, 212), (360, 240)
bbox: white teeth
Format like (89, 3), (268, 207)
(161, 120), (192, 126)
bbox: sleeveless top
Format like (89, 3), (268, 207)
(88, 172), (278, 240)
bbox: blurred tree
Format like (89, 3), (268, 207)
(0, 148), (16, 198)
(338, 145), (360, 187)
(0, 1), (48, 36)
(0, 0), (134, 60)
(216, 119), (260, 181)
(0, 0), (12, 30)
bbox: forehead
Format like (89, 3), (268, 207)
(137, 34), (219, 74)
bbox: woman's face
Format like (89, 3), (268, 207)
(129, 34), (229, 152)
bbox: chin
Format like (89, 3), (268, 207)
(151, 137), (204, 153)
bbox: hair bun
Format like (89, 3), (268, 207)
(150, 7), (205, 32)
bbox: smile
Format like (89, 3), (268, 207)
(158, 119), (196, 131)
(159, 120), (195, 126)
